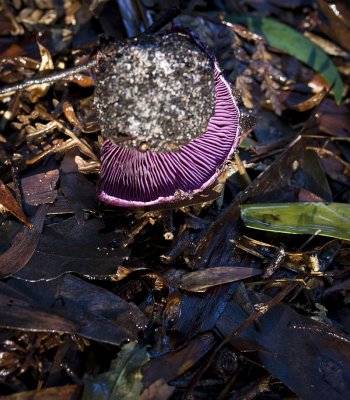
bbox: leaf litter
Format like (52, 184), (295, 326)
(0, 0), (350, 399)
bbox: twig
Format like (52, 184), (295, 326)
(0, 59), (97, 96)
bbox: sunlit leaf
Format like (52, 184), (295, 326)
(227, 15), (343, 104)
(240, 202), (350, 241)
(82, 341), (150, 400)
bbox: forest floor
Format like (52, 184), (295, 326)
(0, 1), (350, 399)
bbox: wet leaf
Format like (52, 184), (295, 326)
(82, 341), (150, 400)
(0, 205), (47, 279)
(60, 151), (98, 224)
(1, 275), (147, 345)
(14, 216), (130, 281)
(20, 167), (59, 206)
(227, 15), (343, 103)
(241, 202), (350, 241)
(142, 333), (216, 387)
(216, 293), (350, 400)
(164, 285), (237, 344)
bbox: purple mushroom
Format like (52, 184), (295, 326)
(95, 32), (240, 207)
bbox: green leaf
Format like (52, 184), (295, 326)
(82, 341), (150, 400)
(240, 202), (350, 241)
(227, 15), (343, 104)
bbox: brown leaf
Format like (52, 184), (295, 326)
(26, 34), (54, 102)
(180, 267), (261, 292)
(163, 285), (237, 345)
(21, 169), (59, 206)
(142, 333), (216, 387)
(318, 0), (350, 51)
(216, 292), (350, 399)
(0, 204), (47, 279)
(60, 150), (97, 224)
(14, 216), (130, 281)
(0, 179), (31, 227)
(317, 99), (350, 137)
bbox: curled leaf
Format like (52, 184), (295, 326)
(0, 179), (31, 227)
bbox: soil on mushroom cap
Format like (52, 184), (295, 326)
(94, 33), (216, 152)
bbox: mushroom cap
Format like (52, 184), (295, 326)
(97, 34), (240, 207)
(94, 33), (216, 152)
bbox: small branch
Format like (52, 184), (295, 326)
(0, 59), (97, 96)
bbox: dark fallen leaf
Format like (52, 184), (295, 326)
(142, 333), (216, 387)
(180, 267), (261, 292)
(216, 293), (350, 400)
(317, 0), (350, 52)
(14, 216), (130, 281)
(0, 384), (81, 399)
(0, 205), (47, 279)
(317, 99), (350, 137)
(164, 285), (237, 345)
(0, 179), (31, 227)
(47, 193), (75, 215)
(21, 168), (59, 206)
(82, 341), (149, 400)
(60, 151), (97, 224)
(1, 274), (147, 345)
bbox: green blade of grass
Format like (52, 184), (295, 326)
(227, 15), (343, 104)
(240, 202), (350, 241)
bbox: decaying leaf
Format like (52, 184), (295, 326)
(1, 275), (148, 345)
(0, 205), (47, 278)
(13, 216), (130, 281)
(180, 266), (261, 292)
